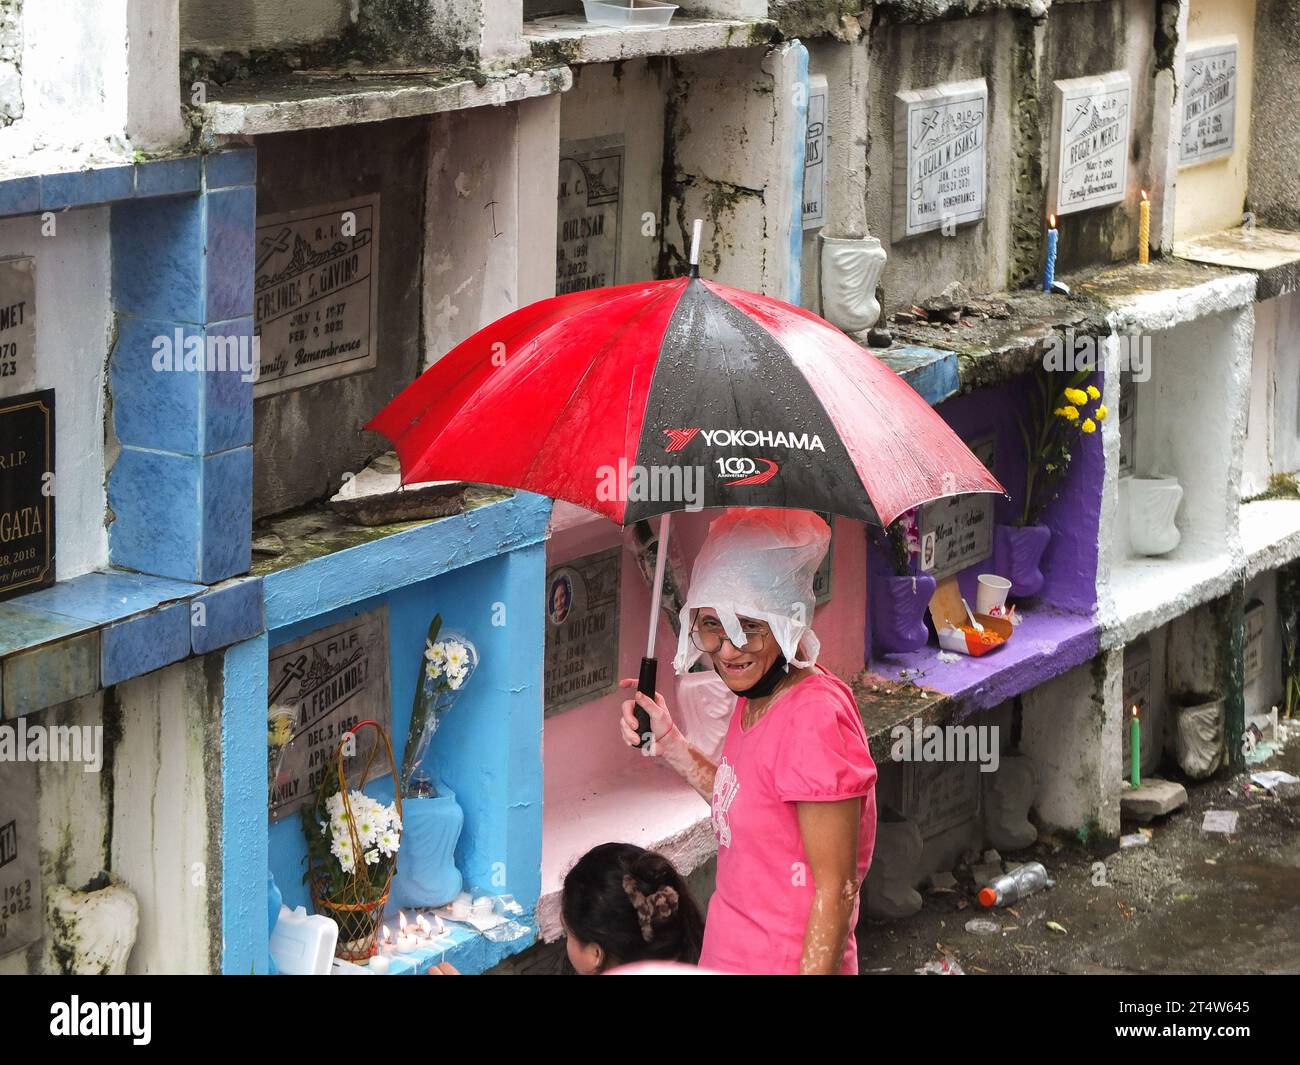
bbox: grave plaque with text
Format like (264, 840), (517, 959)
(557, 137), (623, 296)
(1244, 599), (1265, 684)
(268, 607), (391, 823)
(0, 257), (35, 399)
(906, 759), (980, 839)
(918, 435), (996, 581)
(894, 78), (988, 240)
(545, 546), (621, 716)
(1180, 40), (1237, 167)
(0, 388), (54, 602)
(0, 760), (42, 959)
(803, 75), (828, 231)
(254, 195), (380, 399)
(1051, 72), (1131, 217)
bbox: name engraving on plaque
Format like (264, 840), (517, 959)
(1180, 40), (1237, 167)
(0, 388), (54, 602)
(254, 195), (380, 399)
(894, 79), (988, 240)
(545, 546), (622, 716)
(918, 435), (996, 582)
(0, 258), (35, 399)
(557, 137), (623, 295)
(1052, 72), (1131, 217)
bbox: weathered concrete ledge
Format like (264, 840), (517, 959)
(1174, 227), (1300, 303)
(198, 64), (572, 137)
(523, 14), (777, 65)
(873, 259), (1253, 395)
(871, 0), (1052, 24)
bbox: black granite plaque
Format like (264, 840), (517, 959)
(0, 388), (54, 602)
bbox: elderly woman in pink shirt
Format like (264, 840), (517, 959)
(619, 508), (878, 975)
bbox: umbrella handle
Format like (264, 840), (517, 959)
(634, 656), (656, 749)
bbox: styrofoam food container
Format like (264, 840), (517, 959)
(582, 0), (678, 27)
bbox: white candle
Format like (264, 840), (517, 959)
(380, 925), (394, 954)
(369, 954), (391, 974)
(396, 934), (417, 953)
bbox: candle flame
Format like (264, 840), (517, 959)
(398, 912), (408, 932)
(417, 914), (431, 934)
(382, 924), (392, 942)
(1131, 704), (1139, 718)
(1141, 190), (1148, 202)
(1049, 213), (1057, 229)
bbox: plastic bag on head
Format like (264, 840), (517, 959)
(672, 508), (831, 676)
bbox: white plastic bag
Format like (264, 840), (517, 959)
(672, 508), (831, 675)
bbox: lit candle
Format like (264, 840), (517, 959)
(1130, 705), (1141, 788)
(380, 925), (393, 954)
(369, 954), (391, 975)
(1043, 215), (1058, 292)
(1138, 191), (1150, 265)
(416, 914), (432, 942)
(396, 912), (417, 952)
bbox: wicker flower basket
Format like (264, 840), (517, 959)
(305, 719), (402, 962)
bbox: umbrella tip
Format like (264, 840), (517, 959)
(688, 218), (703, 278)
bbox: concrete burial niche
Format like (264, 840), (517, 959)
(252, 117), (429, 518)
(1035, 0), (1160, 275)
(558, 59), (669, 290)
(1246, 0), (1300, 230)
(1242, 292), (1300, 499)
(1173, 0), (1256, 241)
(0, 212), (108, 580)
(1103, 306), (1253, 634)
(864, 10), (1017, 313)
(866, 370), (1104, 689)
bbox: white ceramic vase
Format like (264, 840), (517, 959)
(48, 877), (140, 975)
(1128, 476), (1183, 556)
(820, 235), (887, 334)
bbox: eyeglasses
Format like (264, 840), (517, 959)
(690, 618), (771, 654)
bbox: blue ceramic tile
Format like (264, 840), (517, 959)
(18, 569), (202, 625)
(111, 317), (202, 453)
(101, 601), (191, 686)
(202, 318), (255, 452)
(191, 576), (263, 654)
(0, 602), (95, 657)
(108, 449), (203, 581)
(0, 175), (40, 217)
(205, 186), (255, 323)
(136, 156), (202, 199)
(41, 165), (135, 210)
(112, 195), (206, 322)
(3, 631), (99, 718)
(200, 448), (252, 583)
(205, 149), (256, 190)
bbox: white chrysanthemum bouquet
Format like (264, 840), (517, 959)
(399, 613), (479, 797)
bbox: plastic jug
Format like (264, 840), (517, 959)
(269, 905), (338, 975)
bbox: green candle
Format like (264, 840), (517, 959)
(1130, 705), (1141, 788)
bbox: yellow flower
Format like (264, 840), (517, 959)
(1064, 387), (1088, 405)
(1060, 405), (1080, 421)
(1095, 404), (1108, 421)
(1086, 385), (1101, 400)
(1082, 419), (1097, 433)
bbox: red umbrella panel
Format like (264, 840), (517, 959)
(366, 277), (1005, 528)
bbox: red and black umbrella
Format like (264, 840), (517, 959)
(368, 232), (1004, 738)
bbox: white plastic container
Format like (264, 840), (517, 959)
(975, 573), (1012, 615)
(582, 0), (678, 27)
(270, 905), (339, 975)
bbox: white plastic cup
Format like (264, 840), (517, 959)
(975, 574), (1012, 616)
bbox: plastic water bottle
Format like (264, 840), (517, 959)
(978, 862), (1053, 908)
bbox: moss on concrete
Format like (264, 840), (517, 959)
(1244, 473), (1300, 503)
(769, 1), (866, 40)
(1009, 12), (1045, 290)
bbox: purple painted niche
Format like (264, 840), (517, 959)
(864, 370), (1104, 667)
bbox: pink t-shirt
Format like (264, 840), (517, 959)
(698, 665), (877, 975)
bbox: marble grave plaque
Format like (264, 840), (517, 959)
(1051, 72), (1131, 217)
(0, 258), (35, 399)
(893, 78), (988, 240)
(557, 137), (623, 296)
(1180, 40), (1238, 167)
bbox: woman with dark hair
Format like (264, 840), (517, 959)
(560, 842), (705, 974)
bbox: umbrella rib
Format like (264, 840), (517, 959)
(518, 283), (686, 495)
